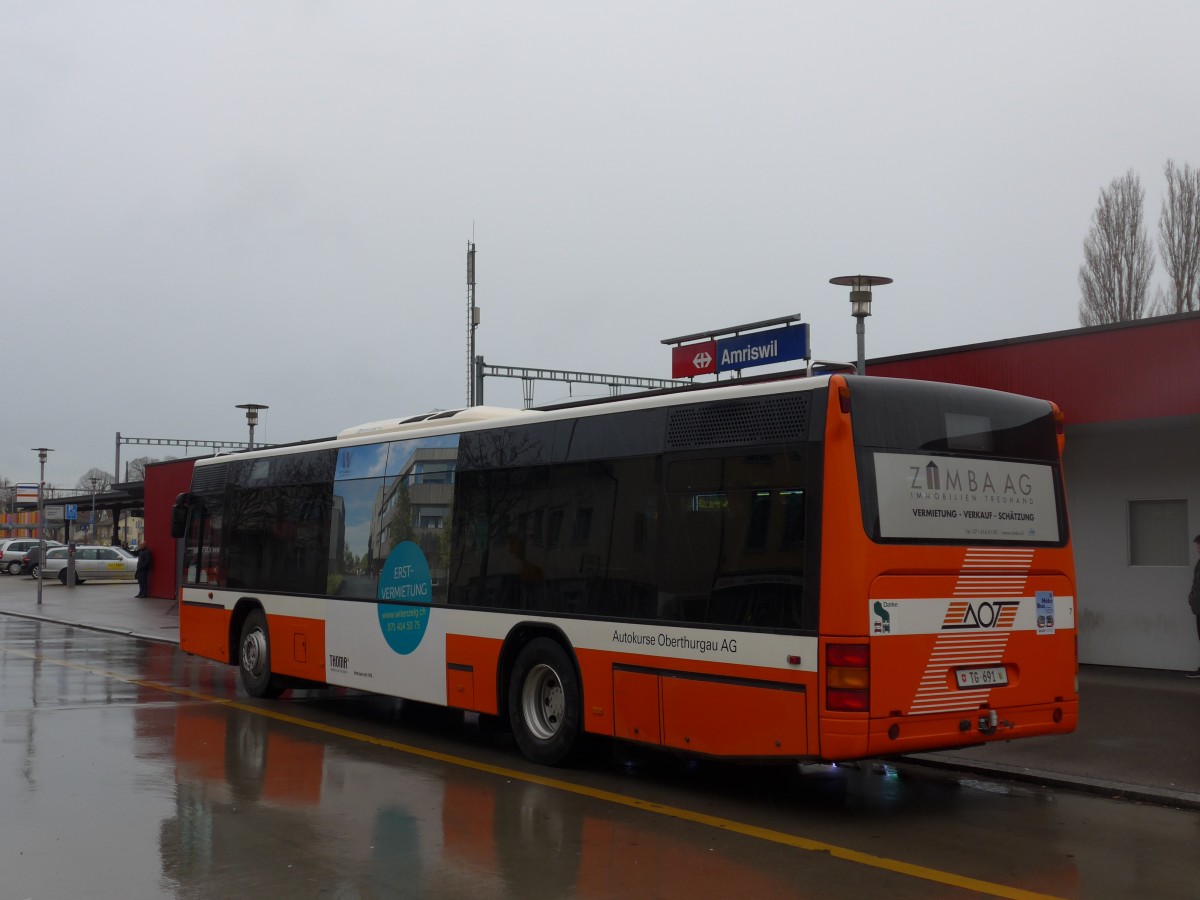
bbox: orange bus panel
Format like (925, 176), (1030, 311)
(446, 665), (475, 710)
(264, 613), (326, 683)
(180, 601), (232, 664)
(612, 669), (661, 744)
(446, 634), (503, 715)
(660, 675), (807, 757)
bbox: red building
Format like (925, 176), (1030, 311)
(143, 458), (198, 601)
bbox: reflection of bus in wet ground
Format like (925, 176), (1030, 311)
(149, 701), (808, 897)
(144, 700), (1080, 898)
(173, 372), (1078, 769)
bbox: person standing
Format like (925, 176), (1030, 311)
(135, 541), (152, 599)
(1189, 534), (1200, 678)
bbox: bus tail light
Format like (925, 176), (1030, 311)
(1051, 403), (1066, 455)
(827, 643), (869, 712)
(838, 383), (852, 414)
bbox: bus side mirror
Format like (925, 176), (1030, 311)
(170, 493), (190, 539)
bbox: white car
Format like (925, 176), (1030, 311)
(1, 538), (63, 576)
(39, 545), (138, 584)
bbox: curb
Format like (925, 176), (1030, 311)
(0, 609), (180, 647)
(899, 754), (1200, 812)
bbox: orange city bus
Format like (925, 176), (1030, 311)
(172, 372), (1078, 766)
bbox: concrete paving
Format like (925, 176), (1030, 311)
(2, 573), (1197, 810)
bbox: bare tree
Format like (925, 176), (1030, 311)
(1158, 159), (1200, 315)
(125, 456), (159, 481)
(1078, 170), (1155, 326)
(76, 469), (114, 492)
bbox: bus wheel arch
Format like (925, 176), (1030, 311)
(233, 603), (287, 699)
(502, 627), (583, 766)
(228, 600), (259, 666)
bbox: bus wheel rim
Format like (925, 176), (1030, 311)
(242, 628), (267, 677)
(521, 663), (564, 741)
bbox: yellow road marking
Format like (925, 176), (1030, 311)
(2, 643), (1063, 900)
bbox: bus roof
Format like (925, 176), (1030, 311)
(194, 372), (836, 469)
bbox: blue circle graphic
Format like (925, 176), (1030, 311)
(376, 542), (432, 655)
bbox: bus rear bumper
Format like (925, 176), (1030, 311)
(868, 700), (1079, 757)
(819, 700), (1078, 760)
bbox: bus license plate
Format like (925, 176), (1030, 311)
(955, 666), (1008, 689)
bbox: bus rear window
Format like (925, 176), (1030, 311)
(944, 412), (992, 453)
(848, 377), (1058, 462)
(847, 378), (1067, 546)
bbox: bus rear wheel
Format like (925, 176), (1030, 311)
(508, 638), (581, 766)
(239, 609), (287, 699)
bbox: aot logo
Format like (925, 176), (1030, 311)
(941, 600), (1020, 631)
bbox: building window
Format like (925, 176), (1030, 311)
(571, 508), (593, 545)
(1128, 499), (1189, 566)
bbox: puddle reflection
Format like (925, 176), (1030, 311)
(143, 700), (804, 898)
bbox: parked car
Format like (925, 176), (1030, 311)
(37, 545), (138, 584)
(1, 538), (63, 576)
(19, 544), (63, 576)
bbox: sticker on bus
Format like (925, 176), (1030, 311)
(1036, 590), (1056, 634)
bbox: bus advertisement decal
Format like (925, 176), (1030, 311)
(873, 452), (1060, 543)
(377, 541), (433, 655)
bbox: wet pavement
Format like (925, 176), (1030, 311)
(11, 618), (1197, 899)
(2, 575), (1198, 811)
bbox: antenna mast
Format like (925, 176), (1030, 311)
(466, 240), (479, 406)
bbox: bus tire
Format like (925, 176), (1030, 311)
(238, 609), (287, 699)
(508, 637), (581, 766)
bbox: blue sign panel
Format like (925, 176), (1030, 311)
(716, 324), (809, 372)
(64, 504), (78, 521)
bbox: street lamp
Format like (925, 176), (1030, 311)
(830, 275), (892, 375)
(236, 403), (269, 450)
(31, 447), (53, 607)
(87, 475), (103, 543)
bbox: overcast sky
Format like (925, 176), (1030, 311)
(3, 1), (1198, 488)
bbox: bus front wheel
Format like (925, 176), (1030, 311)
(508, 638), (581, 766)
(239, 609), (287, 699)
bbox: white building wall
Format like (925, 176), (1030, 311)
(1065, 417), (1200, 671)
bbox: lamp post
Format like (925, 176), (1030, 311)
(236, 403), (269, 450)
(31, 447), (53, 606)
(830, 275), (893, 375)
(87, 475), (103, 543)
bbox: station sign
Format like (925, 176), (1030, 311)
(671, 324), (809, 378)
(15, 483), (38, 506)
(715, 324), (809, 373)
